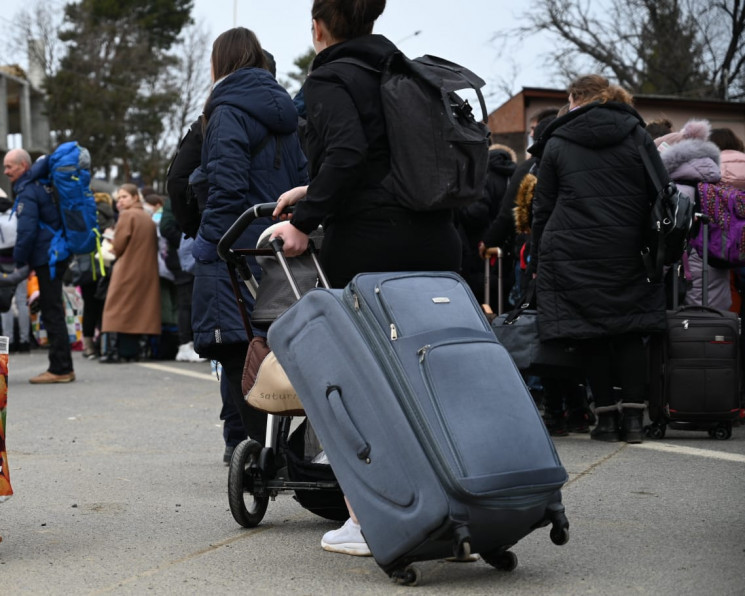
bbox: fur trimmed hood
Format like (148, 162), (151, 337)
(513, 173), (537, 234)
(659, 138), (721, 183)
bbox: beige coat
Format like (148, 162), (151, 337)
(101, 203), (161, 334)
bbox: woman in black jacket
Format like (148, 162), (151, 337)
(269, 0), (461, 557)
(529, 75), (666, 443)
(268, 0), (460, 287)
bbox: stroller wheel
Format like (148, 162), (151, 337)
(228, 439), (269, 528)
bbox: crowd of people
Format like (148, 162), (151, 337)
(1, 0), (744, 560)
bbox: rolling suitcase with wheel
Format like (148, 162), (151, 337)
(647, 216), (742, 439)
(268, 269), (569, 584)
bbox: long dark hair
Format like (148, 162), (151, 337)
(211, 27), (267, 82)
(312, 0), (386, 40)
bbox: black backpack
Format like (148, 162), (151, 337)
(166, 116), (205, 239)
(635, 126), (695, 282)
(334, 52), (491, 211)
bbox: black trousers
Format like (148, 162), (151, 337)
(80, 281), (104, 338)
(36, 262), (73, 375)
(577, 333), (647, 408)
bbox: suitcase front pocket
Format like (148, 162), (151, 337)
(666, 361), (739, 415)
(418, 338), (566, 496)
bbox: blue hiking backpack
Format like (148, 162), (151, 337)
(44, 142), (100, 256)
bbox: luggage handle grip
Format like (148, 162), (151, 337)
(326, 386), (371, 463)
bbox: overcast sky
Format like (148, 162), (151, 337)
(193, 0), (559, 111)
(1, 0), (563, 113)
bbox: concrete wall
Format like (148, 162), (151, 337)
(1, 69), (50, 196)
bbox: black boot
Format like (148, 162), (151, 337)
(543, 410), (569, 437)
(590, 408), (621, 442)
(621, 405), (644, 444)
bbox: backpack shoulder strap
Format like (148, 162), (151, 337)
(320, 56), (381, 75)
(634, 125), (666, 196)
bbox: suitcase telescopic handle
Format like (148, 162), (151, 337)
(268, 236), (331, 302)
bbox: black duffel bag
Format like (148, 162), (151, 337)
(491, 281), (583, 378)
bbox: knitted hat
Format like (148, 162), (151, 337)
(655, 119), (711, 150)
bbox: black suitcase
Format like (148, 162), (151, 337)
(647, 216), (742, 439)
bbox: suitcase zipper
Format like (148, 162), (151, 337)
(345, 288), (462, 492)
(418, 342), (469, 476)
(374, 285), (401, 340)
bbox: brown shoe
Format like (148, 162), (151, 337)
(29, 371), (76, 384)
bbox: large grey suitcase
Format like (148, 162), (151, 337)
(268, 270), (570, 584)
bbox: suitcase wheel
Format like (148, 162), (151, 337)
(482, 549), (518, 572)
(391, 565), (421, 586)
(550, 525), (570, 546)
(643, 423), (666, 440)
(707, 424), (732, 440)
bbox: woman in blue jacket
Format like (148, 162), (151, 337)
(192, 27), (308, 452)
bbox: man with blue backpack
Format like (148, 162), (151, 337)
(3, 148), (75, 384)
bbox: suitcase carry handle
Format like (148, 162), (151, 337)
(675, 305), (730, 317)
(326, 386), (371, 463)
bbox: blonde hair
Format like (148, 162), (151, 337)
(568, 74), (633, 106)
(94, 192), (113, 207)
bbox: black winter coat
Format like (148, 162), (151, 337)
(291, 34), (399, 234)
(290, 34), (460, 288)
(529, 101), (666, 341)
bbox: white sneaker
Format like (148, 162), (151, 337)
(175, 343), (191, 362)
(321, 518), (371, 556)
(176, 342), (206, 363)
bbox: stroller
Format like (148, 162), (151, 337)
(217, 202), (347, 528)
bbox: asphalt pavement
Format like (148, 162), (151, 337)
(1, 348), (744, 595)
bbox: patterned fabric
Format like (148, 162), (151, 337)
(0, 350), (11, 502)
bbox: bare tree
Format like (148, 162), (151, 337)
(498, 0), (745, 100)
(168, 19), (211, 140)
(6, 1), (66, 81)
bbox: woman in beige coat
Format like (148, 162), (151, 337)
(101, 184), (161, 362)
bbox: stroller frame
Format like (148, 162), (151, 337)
(218, 203), (345, 527)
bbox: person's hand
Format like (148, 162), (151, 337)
(478, 241), (486, 259)
(273, 185), (309, 219)
(269, 221), (309, 257)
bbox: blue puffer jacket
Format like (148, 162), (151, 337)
(192, 66), (308, 357)
(12, 164), (66, 270)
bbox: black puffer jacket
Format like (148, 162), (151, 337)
(529, 101), (666, 341)
(290, 34), (400, 234)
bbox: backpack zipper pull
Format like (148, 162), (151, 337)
(390, 323), (398, 341)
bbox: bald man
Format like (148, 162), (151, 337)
(3, 148), (74, 383)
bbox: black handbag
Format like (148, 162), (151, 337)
(491, 281), (583, 378)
